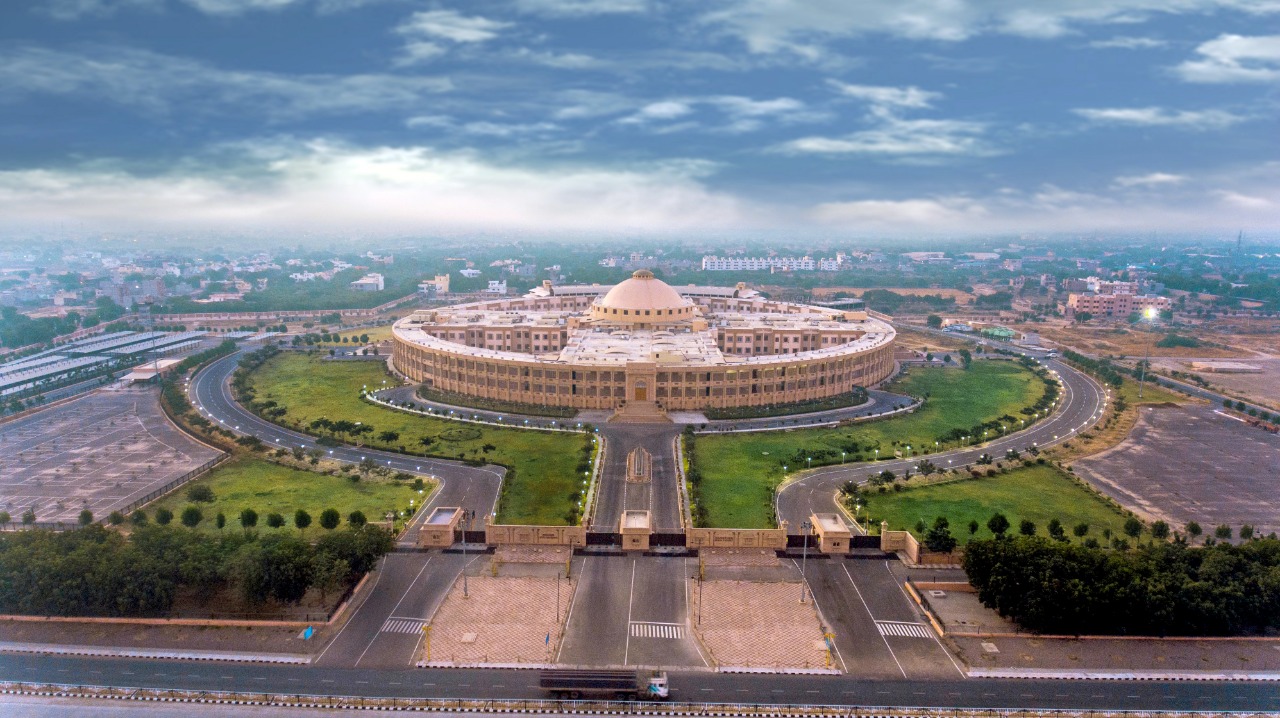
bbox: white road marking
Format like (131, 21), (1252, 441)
(875, 620), (932, 638)
(629, 621), (685, 639)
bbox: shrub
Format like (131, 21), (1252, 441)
(155, 508), (173, 525)
(180, 506), (203, 528)
(186, 485), (216, 503)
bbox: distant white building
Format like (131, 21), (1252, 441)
(350, 273), (385, 292)
(485, 280), (508, 295)
(459, 269), (482, 278)
(701, 256), (816, 272)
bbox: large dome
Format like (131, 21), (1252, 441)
(591, 269), (694, 324)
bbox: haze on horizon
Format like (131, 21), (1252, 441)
(0, 0), (1278, 240)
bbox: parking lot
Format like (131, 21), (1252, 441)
(0, 388), (223, 525)
(1074, 405), (1280, 535)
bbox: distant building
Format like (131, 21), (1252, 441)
(459, 269), (482, 278)
(1067, 292), (1170, 318)
(901, 252), (949, 264)
(484, 280), (508, 295)
(350, 273), (385, 292)
(419, 275), (450, 296)
(701, 255), (816, 272)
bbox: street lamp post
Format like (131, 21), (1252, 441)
(1138, 306), (1159, 399)
(800, 520), (812, 603)
(461, 508), (475, 598)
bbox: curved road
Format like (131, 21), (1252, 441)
(777, 354), (1109, 529)
(187, 350), (504, 527)
(138, 345), (1280, 714)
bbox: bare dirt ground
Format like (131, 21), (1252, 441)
(1152, 356), (1280, 412)
(0, 620), (310, 655)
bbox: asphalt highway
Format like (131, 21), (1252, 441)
(187, 350), (504, 529)
(1, 655), (1276, 711)
(777, 354), (1109, 530)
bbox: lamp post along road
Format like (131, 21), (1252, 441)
(461, 509), (475, 598)
(800, 519), (812, 604)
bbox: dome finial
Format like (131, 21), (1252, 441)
(632, 269), (654, 279)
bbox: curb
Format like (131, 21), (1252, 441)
(0, 642), (311, 664)
(967, 668), (1280, 682)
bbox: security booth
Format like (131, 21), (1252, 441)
(810, 513), (851, 554)
(620, 510), (651, 552)
(419, 507), (463, 548)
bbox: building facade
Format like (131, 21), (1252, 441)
(391, 270), (896, 413)
(1066, 292), (1171, 318)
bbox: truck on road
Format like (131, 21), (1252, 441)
(537, 669), (669, 701)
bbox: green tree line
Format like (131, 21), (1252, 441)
(0, 524), (392, 617)
(963, 536), (1280, 636)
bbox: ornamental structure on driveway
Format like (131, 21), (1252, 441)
(391, 270), (895, 416)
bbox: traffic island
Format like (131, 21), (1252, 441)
(417, 575), (575, 667)
(689, 580), (835, 673)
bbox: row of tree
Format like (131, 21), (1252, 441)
(0, 524), (393, 617)
(963, 536), (1280, 636)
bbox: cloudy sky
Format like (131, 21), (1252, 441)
(0, 0), (1278, 237)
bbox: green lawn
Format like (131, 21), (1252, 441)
(693, 361), (1048, 528)
(147, 457), (418, 534)
(1118, 376), (1186, 406)
(863, 464), (1138, 542)
(245, 353), (591, 525)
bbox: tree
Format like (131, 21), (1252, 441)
(78, 509), (95, 526)
(986, 513), (1010, 538)
(1150, 520), (1170, 540)
(924, 517), (958, 553)
(347, 510), (367, 527)
(155, 508), (174, 525)
(1215, 524), (1232, 539)
(180, 506), (203, 528)
(958, 348), (972, 369)
(1240, 524), (1254, 541)
(215, 512), (226, 531)
(319, 508), (341, 530)
(130, 510), (148, 526)
(1123, 517), (1144, 542)
(967, 519), (979, 536)
(1075, 311), (1093, 323)
(240, 507), (259, 529)
(0, 510), (9, 527)
(926, 314), (943, 329)
(1047, 518), (1066, 541)
(294, 509), (312, 532)
(186, 485), (216, 503)
(378, 431), (400, 444)
(1186, 521), (1202, 539)
(1019, 519), (1036, 536)
(108, 511), (125, 526)
(266, 512), (286, 528)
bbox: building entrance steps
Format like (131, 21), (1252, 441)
(608, 401), (673, 423)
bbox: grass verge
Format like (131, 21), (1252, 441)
(858, 463), (1140, 542)
(693, 360), (1048, 528)
(148, 456), (418, 534)
(242, 352), (590, 525)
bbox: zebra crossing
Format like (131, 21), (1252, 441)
(629, 621), (684, 639)
(380, 617), (430, 635)
(875, 620), (932, 639)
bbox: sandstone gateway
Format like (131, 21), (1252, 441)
(392, 270), (895, 418)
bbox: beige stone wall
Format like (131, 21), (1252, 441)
(880, 529), (921, 564)
(686, 528), (788, 550)
(485, 523), (586, 546)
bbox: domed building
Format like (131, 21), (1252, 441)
(391, 270), (895, 416)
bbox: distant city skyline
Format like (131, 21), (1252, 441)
(0, 1), (1278, 237)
